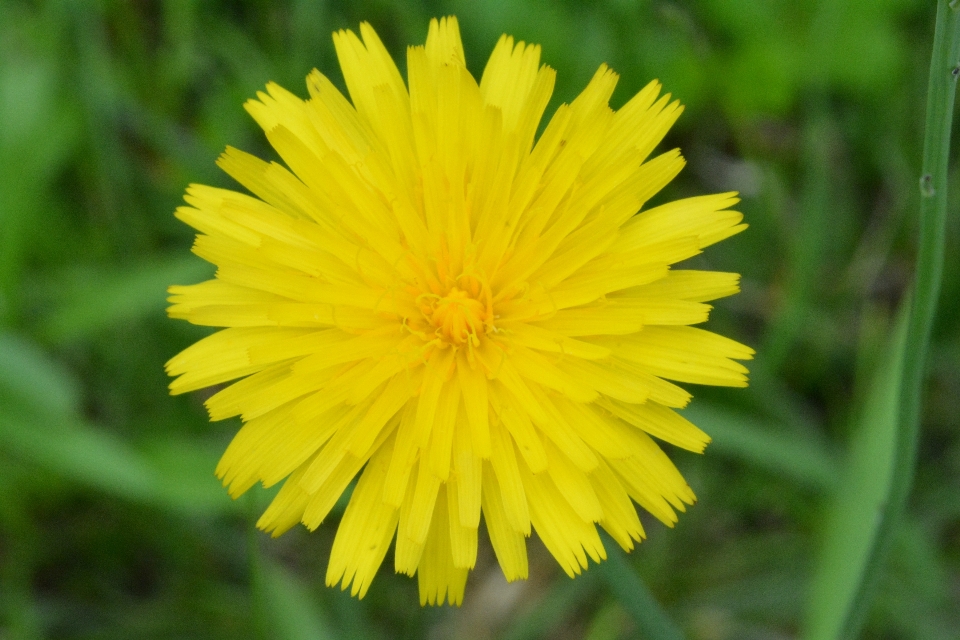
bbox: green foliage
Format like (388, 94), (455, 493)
(808, 4), (960, 638)
(1, 1), (958, 639)
(805, 306), (908, 640)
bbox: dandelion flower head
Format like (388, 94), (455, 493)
(166, 16), (753, 606)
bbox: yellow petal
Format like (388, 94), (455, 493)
(481, 462), (529, 582)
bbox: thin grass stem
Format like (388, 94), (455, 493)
(843, 1), (960, 635)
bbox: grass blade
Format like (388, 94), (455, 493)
(502, 570), (601, 640)
(806, 2), (960, 637)
(683, 403), (839, 492)
(0, 332), (80, 417)
(262, 561), (338, 640)
(38, 256), (210, 344)
(598, 539), (686, 640)
(0, 332), (234, 515)
(803, 306), (908, 639)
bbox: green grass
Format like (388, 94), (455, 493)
(1, 1), (958, 639)
(804, 4), (960, 638)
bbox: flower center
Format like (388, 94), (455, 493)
(420, 283), (492, 346)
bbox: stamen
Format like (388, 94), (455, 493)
(416, 276), (494, 347)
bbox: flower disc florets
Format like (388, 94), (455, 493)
(166, 16), (753, 606)
(412, 272), (493, 348)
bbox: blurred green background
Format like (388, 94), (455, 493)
(1, 0), (958, 638)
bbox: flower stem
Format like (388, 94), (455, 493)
(844, 0), (960, 635)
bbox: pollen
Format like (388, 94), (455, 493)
(423, 285), (491, 345)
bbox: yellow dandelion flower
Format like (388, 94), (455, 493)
(166, 16), (753, 606)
